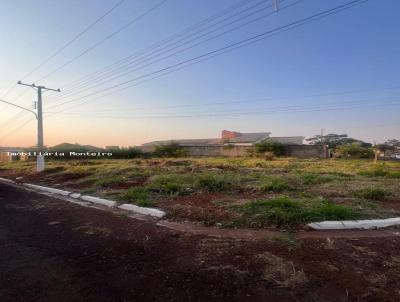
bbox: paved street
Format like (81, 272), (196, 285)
(2, 182), (400, 302)
(0, 183), (267, 302)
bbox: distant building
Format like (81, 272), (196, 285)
(142, 130), (304, 149)
(138, 130), (327, 158)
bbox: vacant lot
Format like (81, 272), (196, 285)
(1, 157), (400, 230)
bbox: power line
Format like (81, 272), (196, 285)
(0, 116), (35, 141)
(46, 96), (400, 120)
(47, 84), (400, 113)
(34, 0), (168, 84)
(45, 94), (400, 115)
(48, 0), (370, 112)
(46, 0), (262, 99)
(49, 0), (282, 102)
(11, 0), (167, 104)
(1, 0), (126, 99)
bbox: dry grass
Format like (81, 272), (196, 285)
(1, 157), (399, 228)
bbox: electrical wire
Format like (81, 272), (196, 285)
(48, 0), (370, 112)
(1, 0), (126, 99)
(46, 0), (262, 98)
(48, 0), (282, 101)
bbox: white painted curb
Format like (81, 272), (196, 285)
(118, 204), (166, 218)
(69, 193), (82, 199)
(23, 183), (71, 196)
(0, 178), (166, 218)
(81, 195), (116, 207)
(0, 177), (15, 184)
(308, 217), (400, 230)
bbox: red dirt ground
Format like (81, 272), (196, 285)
(1, 182), (400, 301)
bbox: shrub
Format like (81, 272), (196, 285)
(335, 143), (374, 159)
(254, 140), (286, 156)
(106, 147), (146, 159)
(354, 188), (388, 200)
(153, 143), (188, 157)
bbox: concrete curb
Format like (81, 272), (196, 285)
(81, 195), (116, 207)
(0, 177), (15, 184)
(0, 177), (165, 218)
(23, 183), (71, 196)
(118, 204), (166, 218)
(0, 177), (397, 230)
(308, 218), (400, 230)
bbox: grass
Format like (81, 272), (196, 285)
(1, 157), (399, 229)
(260, 177), (292, 192)
(272, 233), (302, 251)
(194, 172), (241, 192)
(232, 196), (360, 228)
(120, 187), (153, 207)
(147, 174), (192, 196)
(354, 188), (389, 200)
(297, 172), (337, 185)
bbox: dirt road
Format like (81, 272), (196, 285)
(1, 183), (400, 302)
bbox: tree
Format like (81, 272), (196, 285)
(385, 139), (400, 147)
(335, 143), (374, 159)
(154, 143), (188, 157)
(376, 139), (400, 153)
(306, 133), (371, 149)
(254, 140), (286, 156)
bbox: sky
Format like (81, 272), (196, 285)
(0, 0), (399, 147)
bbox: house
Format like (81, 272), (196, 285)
(142, 130), (304, 148)
(138, 130), (328, 158)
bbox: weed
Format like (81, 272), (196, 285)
(194, 172), (240, 192)
(148, 174), (192, 196)
(120, 187), (153, 207)
(260, 177), (292, 192)
(234, 196), (359, 227)
(272, 233), (302, 251)
(354, 188), (389, 200)
(298, 173), (336, 185)
(94, 175), (125, 187)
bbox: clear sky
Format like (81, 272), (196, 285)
(0, 0), (399, 147)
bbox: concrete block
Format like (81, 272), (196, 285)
(118, 204), (166, 218)
(69, 193), (82, 199)
(308, 217), (400, 230)
(0, 177), (15, 184)
(81, 195), (116, 207)
(23, 183), (71, 196)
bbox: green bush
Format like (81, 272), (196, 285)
(254, 140), (286, 156)
(335, 143), (374, 159)
(153, 143), (188, 157)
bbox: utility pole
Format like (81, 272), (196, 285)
(17, 81), (60, 172)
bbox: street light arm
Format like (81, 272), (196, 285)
(0, 98), (38, 119)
